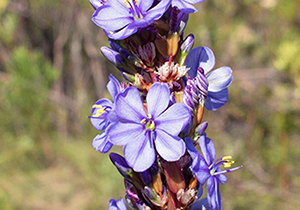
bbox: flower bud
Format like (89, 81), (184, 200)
(179, 34), (195, 66)
(100, 46), (124, 67)
(195, 121), (208, 136)
(176, 12), (189, 36)
(109, 153), (132, 179)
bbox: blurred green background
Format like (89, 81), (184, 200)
(0, 0), (299, 209)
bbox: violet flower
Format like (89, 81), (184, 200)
(109, 198), (127, 210)
(90, 74), (121, 153)
(172, 0), (205, 13)
(186, 135), (242, 210)
(184, 46), (233, 110)
(106, 83), (191, 172)
(92, 0), (171, 40)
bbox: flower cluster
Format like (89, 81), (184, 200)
(88, 1), (241, 209)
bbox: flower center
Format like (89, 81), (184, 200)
(140, 114), (155, 131)
(124, 0), (143, 20)
(92, 104), (106, 117)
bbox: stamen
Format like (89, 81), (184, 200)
(124, 0), (143, 20)
(140, 118), (146, 124)
(149, 121), (155, 131)
(92, 105), (106, 117)
(147, 113), (152, 119)
(222, 156), (232, 161)
(222, 156), (234, 168)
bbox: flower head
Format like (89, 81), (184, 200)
(90, 74), (121, 153)
(186, 134), (242, 210)
(184, 46), (233, 111)
(92, 0), (171, 40)
(107, 83), (191, 172)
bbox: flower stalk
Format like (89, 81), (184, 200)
(88, 1), (240, 210)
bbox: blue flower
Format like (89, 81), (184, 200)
(109, 198), (127, 210)
(92, 0), (171, 40)
(90, 74), (121, 153)
(186, 134), (242, 210)
(172, 0), (205, 13)
(107, 83), (191, 172)
(184, 46), (233, 111)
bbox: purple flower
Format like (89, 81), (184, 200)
(172, 0), (205, 13)
(90, 74), (121, 153)
(109, 198), (127, 210)
(106, 83), (191, 172)
(186, 135), (242, 210)
(92, 0), (171, 40)
(184, 46), (233, 111)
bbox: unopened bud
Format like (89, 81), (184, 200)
(100, 46), (124, 67)
(195, 121), (208, 136)
(179, 34), (194, 66)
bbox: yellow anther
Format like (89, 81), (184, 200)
(124, 0), (130, 8)
(92, 105), (106, 117)
(222, 156), (235, 168)
(222, 156), (232, 161)
(224, 162), (233, 168)
(92, 105), (104, 109)
(140, 118), (146, 124)
(149, 120), (155, 131)
(147, 114), (152, 119)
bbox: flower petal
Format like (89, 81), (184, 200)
(190, 198), (215, 210)
(155, 103), (191, 136)
(185, 0), (206, 3)
(92, 132), (113, 153)
(185, 46), (215, 78)
(90, 98), (113, 131)
(107, 74), (121, 101)
(138, 0), (154, 14)
(207, 177), (222, 210)
(109, 198), (127, 210)
(186, 137), (211, 184)
(90, 0), (105, 10)
(172, 0), (198, 13)
(147, 83), (170, 118)
(92, 5), (132, 32)
(115, 87), (146, 123)
(145, 0), (171, 22)
(205, 88), (228, 111)
(199, 133), (215, 165)
(107, 25), (138, 40)
(207, 66), (233, 92)
(216, 173), (227, 184)
(107, 122), (144, 146)
(124, 131), (155, 172)
(155, 129), (185, 161)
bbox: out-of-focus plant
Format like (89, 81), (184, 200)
(0, 47), (58, 165)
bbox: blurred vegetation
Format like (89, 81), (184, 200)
(0, 0), (299, 209)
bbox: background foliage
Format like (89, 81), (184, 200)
(0, 0), (299, 209)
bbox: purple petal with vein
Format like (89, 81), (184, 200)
(206, 66), (233, 92)
(155, 129), (186, 161)
(155, 103), (191, 136)
(146, 83), (170, 118)
(205, 89), (228, 111)
(185, 46), (215, 77)
(124, 131), (155, 172)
